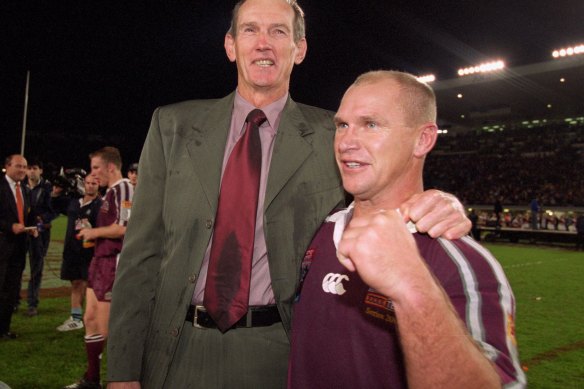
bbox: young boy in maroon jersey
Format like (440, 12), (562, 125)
(289, 71), (526, 388)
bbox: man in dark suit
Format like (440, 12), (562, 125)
(107, 0), (471, 387)
(0, 154), (35, 339)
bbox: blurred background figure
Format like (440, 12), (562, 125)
(51, 175), (102, 331)
(127, 163), (138, 188)
(22, 159), (54, 317)
(1, 155), (35, 340)
(530, 197), (540, 230)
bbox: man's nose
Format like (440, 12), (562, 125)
(336, 127), (360, 151)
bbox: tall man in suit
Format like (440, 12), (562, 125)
(0, 154), (35, 339)
(106, 1), (471, 387)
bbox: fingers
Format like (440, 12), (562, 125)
(336, 209), (403, 271)
(400, 190), (470, 239)
(336, 250), (356, 272)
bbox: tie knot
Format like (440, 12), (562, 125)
(16, 182), (20, 188)
(246, 109), (267, 127)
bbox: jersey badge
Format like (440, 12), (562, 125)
(364, 289), (396, 325)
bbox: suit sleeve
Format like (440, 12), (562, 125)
(107, 107), (167, 381)
(0, 184), (15, 234)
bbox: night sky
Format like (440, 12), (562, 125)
(2, 0), (583, 171)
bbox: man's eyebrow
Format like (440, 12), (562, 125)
(270, 23), (290, 30)
(239, 22), (258, 29)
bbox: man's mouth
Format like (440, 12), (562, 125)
(255, 59), (274, 67)
(346, 162), (362, 168)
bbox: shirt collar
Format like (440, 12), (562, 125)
(326, 202), (417, 250)
(234, 90), (288, 134)
(4, 174), (19, 188)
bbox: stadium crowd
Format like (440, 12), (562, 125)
(425, 122), (584, 206)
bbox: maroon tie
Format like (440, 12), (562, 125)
(204, 109), (267, 332)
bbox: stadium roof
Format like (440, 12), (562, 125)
(433, 56), (584, 131)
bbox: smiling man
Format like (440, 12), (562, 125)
(288, 71), (526, 388)
(106, 2), (472, 388)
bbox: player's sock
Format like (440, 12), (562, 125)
(71, 307), (83, 321)
(84, 334), (105, 383)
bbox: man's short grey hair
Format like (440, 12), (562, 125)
(228, 0), (306, 43)
(353, 70), (437, 126)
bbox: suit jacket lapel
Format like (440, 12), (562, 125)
(265, 98), (314, 209)
(185, 93), (236, 211)
(2, 178), (20, 221)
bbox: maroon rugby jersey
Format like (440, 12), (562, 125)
(93, 178), (133, 259)
(288, 209), (526, 388)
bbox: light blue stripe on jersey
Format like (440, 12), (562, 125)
(439, 236), (526, 388)
(438, 238), (485, 343)
(460, 236), (527, 388)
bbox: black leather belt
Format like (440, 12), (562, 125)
(186, 305), (281, 329)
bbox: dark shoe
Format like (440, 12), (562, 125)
(25, 307), (38, 317)
(63, 378), (101, 389)
(0, 332), (18, 340)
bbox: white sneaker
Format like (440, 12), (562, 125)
(57, 316), (84, 332)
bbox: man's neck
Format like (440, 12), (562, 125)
(353, 181), (423, 218)
(28, 177), (40, 187)
(237, 85), (288, 108)
(83, 193), (98, 203)
(107, 172), (124, 189)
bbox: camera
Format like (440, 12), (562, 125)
(52, 168), (87, 197)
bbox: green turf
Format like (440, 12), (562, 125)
(485, 243), (584, 388)
(1, 232), (583, 387)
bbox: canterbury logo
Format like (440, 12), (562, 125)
(322, 273), (349, 295)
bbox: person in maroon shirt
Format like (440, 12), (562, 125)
(67, 147), (134, 389)
(289, 71), (526, 388)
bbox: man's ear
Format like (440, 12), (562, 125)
(225, 33), (236, 62)
(414, 124), (438, 158)
(294, 38), (307, 64)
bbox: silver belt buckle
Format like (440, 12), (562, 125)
(192, 305), (207, 329)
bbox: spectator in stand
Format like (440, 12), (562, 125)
(530, 197), (540, 230)
(51, 175), (102, 331)
(494, 197), (503, 230)
(469, 209), (480, 241)
(22, 159), (54, 317)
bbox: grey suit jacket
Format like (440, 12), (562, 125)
(107, 93), (344, 383)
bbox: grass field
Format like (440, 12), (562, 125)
(1, 216), (583, 388)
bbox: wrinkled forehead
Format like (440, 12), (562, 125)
(237, 0), (295, 27)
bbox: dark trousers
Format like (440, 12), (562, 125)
(0, 246), (26, 333)
(25, 230), (50, 308)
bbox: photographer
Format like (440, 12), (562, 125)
(51, 174), (102, 331)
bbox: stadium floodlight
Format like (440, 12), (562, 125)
(457, 60), (505, 77)
(552, 44), (584, 58)
(416, 74), (436, 83)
